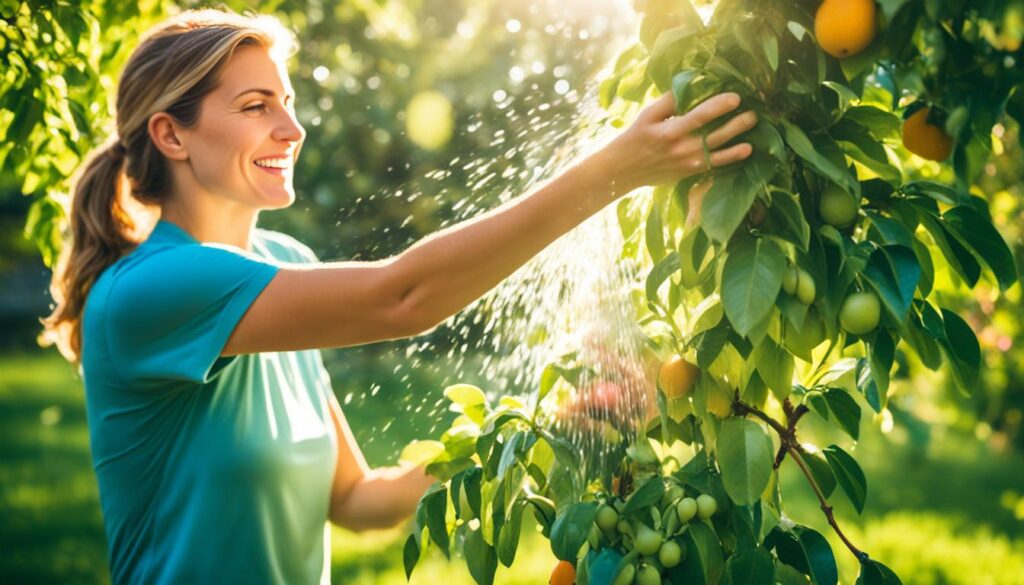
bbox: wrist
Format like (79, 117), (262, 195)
(578, 142), (636, 202)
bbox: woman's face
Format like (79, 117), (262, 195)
(178, 44), (305, 210)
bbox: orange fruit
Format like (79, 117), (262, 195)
(658, 355), (699, 399)
(550, 560), (576, 585)
(815, 0), (878, 58)
(902, 107), (954, 161)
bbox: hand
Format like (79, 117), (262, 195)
(598, 92), (758, 193)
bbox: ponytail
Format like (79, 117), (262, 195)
(41, 140), (142, 364)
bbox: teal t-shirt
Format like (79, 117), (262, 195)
(81, 220), (337, 585)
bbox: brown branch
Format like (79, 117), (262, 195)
(732, 398), (865, 561)
(787, 448), (864, 559)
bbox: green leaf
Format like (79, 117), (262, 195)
(769, 188), (811, 251)
(400, 440), (446, 466)
(823, 388), (861, 440)
(917, 211), (981, 286)
(862, 245), (920, 324)
(795, 527), (839, 585)
(803, 450), (837, 498)
(856, 559), (903, 584)
(403, 533), (420, 580)
(723, 547), (775, 585)
(939, 309), (981, 394)
(865, 331), (895, 411)
(550, 502), (598, 561)
(647, 23), (704, 91)
(780, 119), (857, 193)
(822, 445), (867, 514)
(445, 384), (487, 409)
(496, 431), (524, 481)
(646, 193), (668, 263)
(717, 417), (774, 505)
(754, 338), (795, 401)
(463, 467), (483, 520)
(721, 237), (787, 337)
(525, 494), (556, 537)
(423, 486), (450, 558)
(464, 526), (498, 585)
(621, 476), (665, 516)
(700, 170), (760, 243)
(497, 500), (524, 567)
(670, 521), (725, 584)
(842, 106), (901, 141)
(647, 251), (681, 304)
(768, 526), (838, 585)
(942, 205), (1018, 290)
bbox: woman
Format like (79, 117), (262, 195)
(42, 8), (757, 585)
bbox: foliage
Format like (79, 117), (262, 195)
(0, 0), (175, 266)
(404, 1), (1022, 584)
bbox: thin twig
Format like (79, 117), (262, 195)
(787, 448), (864, 559)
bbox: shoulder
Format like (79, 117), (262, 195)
(254, 228), (319, 264)
(100, 242), (277, 324)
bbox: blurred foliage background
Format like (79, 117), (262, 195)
(1, 0), (1023, 583)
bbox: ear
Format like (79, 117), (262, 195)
(147, 112), (189, 161)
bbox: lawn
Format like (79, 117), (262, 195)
(1, 351), (1022, 584)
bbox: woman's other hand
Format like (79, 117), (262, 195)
(596, 92), (758, 193)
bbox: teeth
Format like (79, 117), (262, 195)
(254, 158), (290, 169)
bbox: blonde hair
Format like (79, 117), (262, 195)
(42, 9), (297, 364)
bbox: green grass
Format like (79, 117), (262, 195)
(2, 350), (1023, 584)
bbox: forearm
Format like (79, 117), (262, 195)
(393, 147), (629, 330)
(330, 465), (435, 532)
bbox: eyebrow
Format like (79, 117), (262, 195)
(233, 88), (294, 102)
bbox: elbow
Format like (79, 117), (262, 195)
(391, 292), (442, 338)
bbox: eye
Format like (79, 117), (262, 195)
(243, 103), (268, 113)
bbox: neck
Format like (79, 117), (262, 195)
(160, 182), (260, 252)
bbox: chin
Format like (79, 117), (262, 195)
(261, 188), (295, 210)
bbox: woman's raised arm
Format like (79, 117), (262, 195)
(223, 92), (757, 355)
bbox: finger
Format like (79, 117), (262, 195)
(705, 110), (759, 149)
(667, 92), (742, 137)
(708, 142), (753, 168)
(638, 91), (678, 124)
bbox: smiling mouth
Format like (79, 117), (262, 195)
(253, 159), (292, 176)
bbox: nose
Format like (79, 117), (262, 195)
(273, 108), (305, 145)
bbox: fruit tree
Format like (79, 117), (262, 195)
(402, 1), (1022, 584)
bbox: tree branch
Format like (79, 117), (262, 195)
(732, 398), (865, 560)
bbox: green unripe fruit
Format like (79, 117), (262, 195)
(839, 291), (881, 335)
(617, 519), (631, 535)
(596, 505), (619, 533)
(588, 524), (602, 550)
(782, 266), (798, 295)
(819, 184), (860, 228)
(661, 484), (685, 507)
(635, 524), (663, 556)
(784, 308), (826, 361)
(636, 564), (661, 585)
(696, 494), (718, 520)
(795, 268), (816, 304)
(658, 540), (683, 568)
(613, 563), (636, 585)
(676, 497), (698, 523)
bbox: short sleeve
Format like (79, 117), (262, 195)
(105, 243), (280, 385)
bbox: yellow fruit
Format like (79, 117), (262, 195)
(550, 560), (576, 585)
(659, 356), (699, 399)
(902, 106), (954, 162)
(815, 0), (878, 58)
